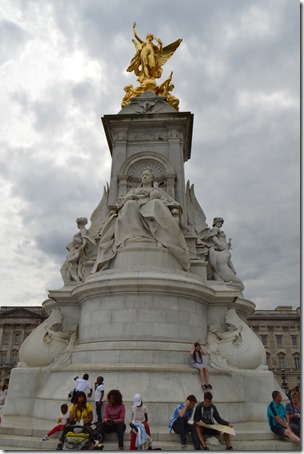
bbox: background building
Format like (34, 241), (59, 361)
(0, 306), (47, 387)
(248, 306), (300, 392)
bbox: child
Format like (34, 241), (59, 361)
(42, 403), (69, 440)
(71, 373), (93, 403)
(94, 376), (105, 422)
(130, 393), (151, 450)
(190, 342), (212, 389)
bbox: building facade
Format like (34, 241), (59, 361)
(0, 306), (47, 387)
(248, 306), (301, 392)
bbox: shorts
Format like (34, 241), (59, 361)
(271, 424), (286, 436)
(192, 362), (206, 370)
(199, 427), (220, 436)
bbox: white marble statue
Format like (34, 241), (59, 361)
(91, 168), (190, 272)
(185, 180), (209, 236)
(61, 217), (96, 284)
(18, 306), (69, 367)
(206, 308), (267, 371)
(207, 217), (244, 291)
(194, 217), (244, 290)
(185, 183), (244, 290)
(45, 324), (78, 369)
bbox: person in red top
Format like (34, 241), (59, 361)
(97, 389), (126, 450)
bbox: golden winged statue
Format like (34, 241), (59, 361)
(126, 22), (182, 85)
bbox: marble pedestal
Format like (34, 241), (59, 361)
(3, 244), (279, 424)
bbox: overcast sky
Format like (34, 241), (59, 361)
(0, 0), (300, 311)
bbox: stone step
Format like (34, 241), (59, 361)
(0, 434), (300, 451)
(0, 418), (301, 451)
(0, 424), (293, 443)
(0, 425), (276, 441)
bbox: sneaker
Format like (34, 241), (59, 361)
(56, 443), (63, 450)
(42, 435), (49, 441)
(207, 384), (213, 389)
(203, 385), (208, 389)
(181, 443), (187, 448)
(226, 447), (233, 450)
(203, 448), (209, 450)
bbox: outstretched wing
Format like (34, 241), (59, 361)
(158, 71), (173, 91)
(131, 38), (142, 52)
(185, 180), (209, 234)
(126, 50), (141, 73)
(157, 38), (183, 67)
(89, 183), (109, 238)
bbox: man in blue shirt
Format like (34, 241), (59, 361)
(169, 395), (200, 449)
(267, 390), (300, 444)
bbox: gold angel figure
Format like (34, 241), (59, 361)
(127, 22), (182, 84)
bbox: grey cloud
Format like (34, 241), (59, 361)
(1, 0), (299, 310)
(35, 229), (70, 260)
(0, 18), (29, 65)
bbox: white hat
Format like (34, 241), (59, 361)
(133, 393), (142, 406)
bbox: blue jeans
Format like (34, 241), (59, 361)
(172, 417), (200, 449)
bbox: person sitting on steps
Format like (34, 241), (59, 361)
(168, 394), (201, 449)
(194, 391), (234, 450)
(267, 390), (300, 444)
(56, 391), (94, 450)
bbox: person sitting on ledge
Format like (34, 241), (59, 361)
(267, 390), (300, 443)
(190, 342), (212, 390)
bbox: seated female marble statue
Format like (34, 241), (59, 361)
(91, 169), (190, 273)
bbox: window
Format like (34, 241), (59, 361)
(260, 335), (268, 346)
(11, 351), (18, 366)
(294, 356), (300, 370)
(278, 355), (285, 369)
(0, 353), (6, 366)
(276, 335), (283, 347)
(266, 353), (271, 368)
(14, 333), (21, 344)
(3, 333), (10, 344)
(291, 336), (297, 347)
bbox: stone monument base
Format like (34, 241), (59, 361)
(3, 362), (283, 425)
(4, 247), (275, 425)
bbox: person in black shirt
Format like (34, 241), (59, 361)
(193, 391), (234, 450)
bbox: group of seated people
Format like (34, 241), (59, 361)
(48, 389), (234, 451)
(53, 389), (151, 451)
(267, 389), (300, 443)
(43, 386), (300, 451)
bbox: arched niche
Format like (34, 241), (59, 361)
(117, 152), (176, 199)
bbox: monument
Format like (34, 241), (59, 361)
(4, 24), (282, 425)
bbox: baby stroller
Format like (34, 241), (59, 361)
(62, 425), (103, 450)
(130, 423), (153, 450)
